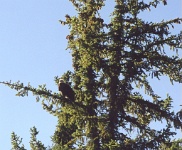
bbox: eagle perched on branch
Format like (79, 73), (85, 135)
(58, 79), (75, 101)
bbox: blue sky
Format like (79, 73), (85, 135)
(0, 0), (181, 149)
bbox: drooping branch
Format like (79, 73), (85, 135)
(0, 81), (87, 114)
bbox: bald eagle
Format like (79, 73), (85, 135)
(58, 79), (75, 101)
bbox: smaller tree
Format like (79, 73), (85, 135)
(11, 127), (47, 150)
(11, 132), (26, 150)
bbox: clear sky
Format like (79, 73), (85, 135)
(0, 0), (181, 149)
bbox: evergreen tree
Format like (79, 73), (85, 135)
(1, 0), (182, 149)
(160, 139), (182, 150)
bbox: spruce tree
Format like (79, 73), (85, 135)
(1, 0), (182, 149)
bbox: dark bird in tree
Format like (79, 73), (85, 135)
(58, 79), (75, 101)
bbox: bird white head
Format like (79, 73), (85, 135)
(59, 79), (64, 84)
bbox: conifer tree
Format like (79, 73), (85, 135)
(1, 0), (182, 149)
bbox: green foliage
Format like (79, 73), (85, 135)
(11, 132), (26, 150)
(160, 139), (182, 150)
(30, 127), (47, 150)
(1, 0), (182, 149)
(11, 127), (47, 150)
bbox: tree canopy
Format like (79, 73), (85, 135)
(1, 0), (182, 149)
